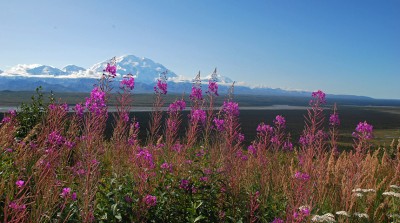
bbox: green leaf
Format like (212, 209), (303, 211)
(194, 215), (206, 222)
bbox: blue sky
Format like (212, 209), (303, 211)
(0, 0), (399, 99)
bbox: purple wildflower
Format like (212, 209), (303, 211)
(257, 123), (273, 135)
(168, 99), (186, 113)
(74, 103), (84, 117)
(329, 113), (340, 126)
(274, 115), (286, 128)
(48, 104), (57, 110)
(125, 195), (133, 203)
(207, 80), (219, 96)
(272, 218), (284, 223)
(283, 141), (293, 151)
(180, 179), (190, 191)
(213, 118), (224, 131)
(190, 86), (203, 101)
(143, 195), (157, 207)
(104, 63), (117, 77)
(294, 171), (310, 181)
(200, 176), (209, 182)
(61, 103), (69, 112)
(85, 87), (106, 115)
(299, 135), (311, 146)
(353, 121), (373, 140)
(122, 112), (129, 123)
(120, 76), (135, 90)
(191, 109), (206, 124)
(172, 143), (184, 153)
(299, 206), (311, 216)
(223, 101), (239, 116)
(248, 145), (257, 156)
(16, 180), (25, 188)
(154, 79), (167, 94)
(61, 187), (71, 198)
(160, 162), (171, 170)
(48, 131), (64, 146)
(136, 148), (155, 169)
(310, 90), (326, 105)
(8, 202), (26, 210)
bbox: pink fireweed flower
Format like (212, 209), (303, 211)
(272, 218), (284, 223)
(180, 179), (190, 191)
(120, 76), (135, 90)
(8, 202), (26, 210)
(274, 115), (286, 128)
(104, 63), (117, 77)
(64, 140), (76, 149)
(16, 180), (25, 188)
(122, 112), (129, 123)
(172, 143), (184, 153)
(329, 113), (340, 126)
(136, 148), (155, 169)
(283, 141), (293, 151)
(235, 150), (248, 161)
(299, 134), (313, 146)
(204, 168), (212, 175)
(48, 131), (64, 146)
(200, 176), (209, 182)
(352, 121), (373, 140)
(1, 110), (16, 124)
(213, 118), (224, 131)
(64, 140), (75, 149)
(310, 90), (326, 105)
(143, 195), (157, 207)
(9, 109), (16, 116)
(85, 87), (106, 115)
(256, 123), (273, 135)
(191, 109), (206, 124)
(190, 86), (203, 101)
(1, 116), (11, 124)
(160, 162), (172, 171)
(207, 80), (219, 96)
(223, 101), (239, 116)
(294, 171), (310, 181)
(48, 104), (57, 110)
(271, 135), (279, 144)
(168, 99), (186, 113)
(299, 206), (311, 216)
(74, 103), (84, 117)
(61, 103), (69, 112)
(167, 120), (178, 132)
(154, 79), (167, 94)
(247, 145), (257, 156)
(61, 187), (71, 198)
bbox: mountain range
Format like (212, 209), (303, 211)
(0, 55), (373, 100)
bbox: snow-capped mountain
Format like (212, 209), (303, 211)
(0, 54), (375, 100)
(62, 65), (86, 74)
(27, 65), (67, 76)
(90, 55), (179, 84)
(0, 69), (3, 74)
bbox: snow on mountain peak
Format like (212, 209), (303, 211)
(62, 65), (86, 74)
(27, 65), (66, 76)
(89, 55), (178, 84)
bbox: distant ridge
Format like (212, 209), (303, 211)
(0, 54), (380, 100)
